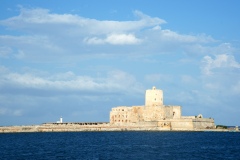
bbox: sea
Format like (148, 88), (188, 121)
(0, 131), (239, 160)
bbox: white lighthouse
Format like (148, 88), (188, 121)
(57, 116), (63, 123)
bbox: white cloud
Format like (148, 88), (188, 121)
(0, 46), (12, 58)
(0, 7), (239, 125)
(84, 33), (142, 45)
(0, 107), (22, 116)
(106, 70), (142, 91)
(0, 7), (227, 61)
(0, 35), (62, 58)
(106, 34), (142, 45)
(201, 54), (240, 75)
(0, 8), (168, 61)
(0, 8), (165, 35)
(160, 30), (214, 43)
(200, 54), (240, 98)
(0, 68), (143, 96)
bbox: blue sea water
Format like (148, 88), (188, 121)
(0, 132), (240, 160)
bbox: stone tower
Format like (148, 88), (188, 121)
(145, 86), (163, 107)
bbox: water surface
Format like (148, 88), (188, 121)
(0, 131), (239, 159)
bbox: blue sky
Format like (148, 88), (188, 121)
(0, 0), (239, 126)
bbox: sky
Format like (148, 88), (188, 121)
(0, 0), (239, 126)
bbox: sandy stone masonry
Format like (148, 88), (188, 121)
(109, 86), (215, 130)
(1, 86), (238, 133)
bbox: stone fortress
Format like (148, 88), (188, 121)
(109, 86), (215, 130)
(1, 86), (238, 133)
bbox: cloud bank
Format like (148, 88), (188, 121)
(0, 7), (239, 126)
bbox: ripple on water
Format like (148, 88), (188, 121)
(0, 132), (239, 159)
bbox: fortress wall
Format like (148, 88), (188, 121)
(181, 116), (196, 119)
(168, 118), (215, 130)
(0, 122), (164, 133)
(164, 106), (173, 118)
(164, 106), (181, 119)
(192, 118), (215, 129)
(110, 105), (183, 125)
(157, 121), (171, 129)
(142, 106), (165, 121)
(110, 106), (132, 124)
(170, 119), (194, 130)
(131, 106), (144, 122)
(49, 121), (160, 131)
(135, 121), (158, 126)
(172, 106), (182, 119)
(110, 106), (145, 124)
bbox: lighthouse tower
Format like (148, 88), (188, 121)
(145, 86), (163, 107)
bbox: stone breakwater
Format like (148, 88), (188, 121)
(0, 122), (238, 133)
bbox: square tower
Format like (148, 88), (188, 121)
(145, 86), (163, 107)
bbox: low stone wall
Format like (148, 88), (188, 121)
(0, 121), (236, 133)
(171, 119), (194, 130)
(192, 118), (215, 129)
(0, 124), (170, 133)
(0, 125), (40, 133)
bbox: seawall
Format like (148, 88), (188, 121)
(0, 122), (238, 133)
